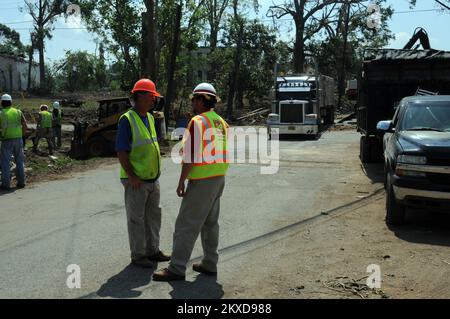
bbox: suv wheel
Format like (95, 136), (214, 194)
(386, 174), (406, 225)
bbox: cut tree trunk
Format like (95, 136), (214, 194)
(164, 4), (182, 129)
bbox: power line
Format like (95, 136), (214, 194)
(12, 27), (88, 30)
(260, 8), (444, 22)
(1, 21), (33, 25)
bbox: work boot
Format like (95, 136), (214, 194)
(148, 250), (171, 262)
(131, 257), (154, 269)
(16, 184), (26, 189)
(192, 262), (217, 276)
(152, 268), (185, 282)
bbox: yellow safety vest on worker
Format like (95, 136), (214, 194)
(0, 107), (23, 140)
(119, 109), (161, 180)
(184, 110), (230, 180)
(39, 111), (53, 128)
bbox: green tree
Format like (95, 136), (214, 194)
(55, 51), (97, 92)
(74, 0), (141, 89)
(0, 24), (26, 57)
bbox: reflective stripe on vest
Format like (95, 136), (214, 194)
(39, 111), (52, 128)
(119, 110), (161, 180)
(0, 107), (22, 140)
(185, 111), (230, 180)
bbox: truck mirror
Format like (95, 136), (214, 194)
(376, 120), (394, 133)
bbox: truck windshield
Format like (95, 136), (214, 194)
(399, 101), (450, 132)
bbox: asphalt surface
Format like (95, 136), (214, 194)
(0, 129), (372, 299)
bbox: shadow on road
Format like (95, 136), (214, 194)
(0, 187), (17, 196)
(361, 162), (384, 184)
(169, 274), (224, 299)
(389, 210), (450, 247)
(96, 264), (156, 298)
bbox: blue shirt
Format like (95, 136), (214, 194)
(115, 113), (150, 152)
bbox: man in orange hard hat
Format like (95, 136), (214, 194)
(116, 79), (171, 268)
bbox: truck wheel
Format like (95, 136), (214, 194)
(360, 136), (372, 163)
(370, 138), (382, 163)
(86, 136), (108, 158)
(386, 175), (406, 225)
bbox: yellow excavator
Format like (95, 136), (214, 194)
(69, 97), (166, 159)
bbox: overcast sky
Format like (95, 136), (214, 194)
(0, 0), (449, 64)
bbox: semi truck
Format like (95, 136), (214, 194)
(267, 74), (335, 138)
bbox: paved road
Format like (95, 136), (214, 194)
(0, 129), (375, 299)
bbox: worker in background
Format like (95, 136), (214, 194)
(116, 79), (171, 268)
(52, 101), (63, 149)
(153, 83), (230, 281)
(33, 105), (54, 155)
(0, 94), (27, 191)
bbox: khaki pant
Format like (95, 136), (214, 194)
(33, 128), (54, 153)
(122, 180), (162, 260)
(169, 176), (225, 275)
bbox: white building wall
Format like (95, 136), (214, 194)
(0, 55), (40, 92)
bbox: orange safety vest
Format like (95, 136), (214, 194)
(183, 110), (230, 180)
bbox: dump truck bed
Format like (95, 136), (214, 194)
(357, 49), (450, 136)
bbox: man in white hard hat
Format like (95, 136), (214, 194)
(52, 101), (63, 148)
(0, 94), (28, 191)
(153, 83), (230, 281)
(33, 105), (54, 155)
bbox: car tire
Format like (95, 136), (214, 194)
(360, 136), (371, 163)
(370, 138), (382, 163)
(386, 174), (406, 225)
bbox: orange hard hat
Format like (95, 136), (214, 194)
(131, 78), (161, 97)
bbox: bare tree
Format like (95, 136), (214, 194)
(267, 0), (364, 73)
(205, 0), (230, 50)
(141, 0), (158, 80)
(24, 0), (68, 89)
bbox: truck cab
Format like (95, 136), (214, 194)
(267, 75), (335, 139)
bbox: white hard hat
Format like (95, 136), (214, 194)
(53, 101), (60, 109)
(1, 94), (12, 102)
(190, 83), (221, 102)
(40, 104), (49, 111)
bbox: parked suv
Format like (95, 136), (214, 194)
(377, 96), (450, 225)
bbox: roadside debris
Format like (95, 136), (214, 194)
(235, 108), (270, 125)
(323, 276), (389, 299)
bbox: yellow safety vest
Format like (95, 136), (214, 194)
(0, 107), (23, 140)
(183, 110), (230, 180)
(119, 109), (161, 181)
(39, 111), (52, 128)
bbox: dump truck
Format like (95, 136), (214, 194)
(357, 28), (450, 163)
(69, 97), (166, 159)
(267, 74), (335, 138)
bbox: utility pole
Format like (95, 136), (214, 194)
(337, 1), (351, 112)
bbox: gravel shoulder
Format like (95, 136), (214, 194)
(222, 168), (450, 299)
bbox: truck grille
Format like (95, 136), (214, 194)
(280, 103), (304, 123)
(427, 156), (450, 166)
(427, 173), (450, 186)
